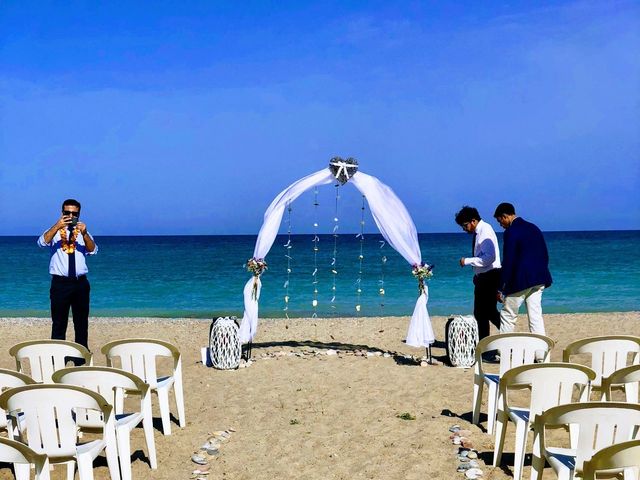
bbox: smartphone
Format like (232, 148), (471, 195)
(70, 217), (78, 227)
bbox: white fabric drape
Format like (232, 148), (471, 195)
(238, 167), (435, 348)
(350, 172), (434, 347)
(238, 169), (334, 343)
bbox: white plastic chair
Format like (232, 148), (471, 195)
(492, 363), (596, 480)
(531, 402), (640, 480)
(0, 369), (36, 435)
(52, 366), (158, 480)
(563, 336), (640, 400)
(472, 333), (555, 435)
(0, 384), (120, 480)
(0, 436), (50, 480)
(601, 364), (640, 403)
(9, 340), (93, 383)
(102, 339), (185, 435)
(582, 439), (640, 480)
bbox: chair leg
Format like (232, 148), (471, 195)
(35, 458), (51, 480)
(14, 463), (30, 480)
(513, 420), (529, 480)
(174, 381), (186, 428)
(487, 382), (498, 435)
(76, 453), (95, 480)
(472, 376), (483, 426)
(624, 467), (639, 480)
(142, 402), (158, 469)
(78, 455), (93, 480)
(105, 425), (121, 480)
(556, 465), (573, 480)
(157, 387), (172, 435)
(116, 427), (132, 480)
(492, 411), (508, 467)
(66, 461), (76, 480)
(530, 431), (544, 480)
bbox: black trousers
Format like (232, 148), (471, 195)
(50, 275), (90, 348)
(473, 268), (501, 340)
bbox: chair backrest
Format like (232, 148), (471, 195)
(534, 402), (640, 473)
(0, 369), (37, 429)
(9, 340), (92, 383)
(101, 339), (180, 388)
(563, 336), (640, 386)
(0, 384), (112, 458)
(51, 366), (149, 405)
(52, 366), (149, 428)
(475, 333), (555, 377)
(499, 363), (596, 418)
(582, 439), (640, 480)
(601, 364), (640, 402)
(0, 436), (48, 466)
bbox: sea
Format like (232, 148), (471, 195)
(1, 231), (639, 319)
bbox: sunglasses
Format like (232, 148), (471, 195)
(63, 210), (80, 217)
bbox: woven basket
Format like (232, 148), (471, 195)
(209, 316), (241, 370)
(445, 315), (479, 368)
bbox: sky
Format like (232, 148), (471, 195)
(1, 0), (638, 235)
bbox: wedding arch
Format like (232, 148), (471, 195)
(238, 158), (435, 349)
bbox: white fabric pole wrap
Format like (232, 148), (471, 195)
(350, 172), (434, 347)
(238, 169), (334, 343)
(238, 167), (435, 348)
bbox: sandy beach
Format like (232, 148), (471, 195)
(0, 312), (638, 480)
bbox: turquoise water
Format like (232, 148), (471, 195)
(1, 231), (638, 318)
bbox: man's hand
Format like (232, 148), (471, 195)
(77, 221), (88, 234)
(44, 214), (72, 244)
(58, 213), (72, 229)
(459, 258), (466, 267)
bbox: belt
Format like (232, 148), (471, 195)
(52, 274), (87, 281)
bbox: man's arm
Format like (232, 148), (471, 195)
(499, 228), (514, 294)
(38, 215), (68, 246)
(463, 238), (496, 267)
(77, 222), (96, 253)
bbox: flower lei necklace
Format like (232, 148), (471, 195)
(59, 226), (80, 254)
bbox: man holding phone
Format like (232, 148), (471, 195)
(38, 199), (97, 350)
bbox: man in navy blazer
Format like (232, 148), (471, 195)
(494, 202), (552, 334)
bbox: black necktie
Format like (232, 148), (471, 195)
(471, 232), (477, 257)
(68, 227), (76, 278)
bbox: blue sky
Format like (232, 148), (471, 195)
(1, 0), (638, 235)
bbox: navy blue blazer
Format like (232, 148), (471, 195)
(500, 217), (552, 296)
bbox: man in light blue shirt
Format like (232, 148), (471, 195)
(38, 199), (97, 349)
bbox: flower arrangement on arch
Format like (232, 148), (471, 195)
(411, 262), (434, 295)
(247, 257), (268, 277)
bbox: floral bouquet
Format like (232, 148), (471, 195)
(247, 257), (268, 300)
(411, 262), (434, 295)
(246, 257), (268, 277)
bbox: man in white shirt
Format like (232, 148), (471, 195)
(455, 206), (502, 341)
(37, 199), (97, 351)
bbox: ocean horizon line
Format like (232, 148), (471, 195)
(3, 228), (639, 238)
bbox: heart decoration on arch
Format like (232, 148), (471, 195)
(329, 156), (359, 184)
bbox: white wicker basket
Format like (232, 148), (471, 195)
(445, 315), (479, 368)
(209, 316), (241, 370)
